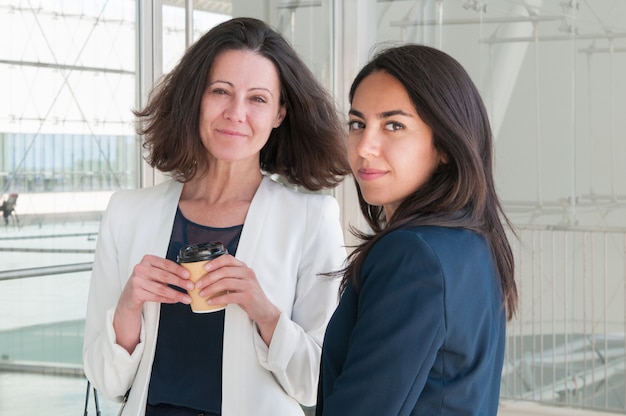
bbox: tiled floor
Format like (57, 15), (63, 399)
(0, 372), (612, 416)
(498, 400), (613, 415)
(0, 371), (318, 415)
(0, 372), (121, 415)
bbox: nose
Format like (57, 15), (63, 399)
(355, 127), (380, 158)
(224, 97), (246, 122)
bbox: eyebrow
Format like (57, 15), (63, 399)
(208, 80), (275, 98)
(349, 108), (413, 119)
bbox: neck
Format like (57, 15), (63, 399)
(183, 169), (263, 204)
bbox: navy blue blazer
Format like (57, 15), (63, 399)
(317, 226), (506, 415)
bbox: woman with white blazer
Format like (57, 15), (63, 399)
(82, 17), (349, 416)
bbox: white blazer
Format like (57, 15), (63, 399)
(82, 176), (345, 415)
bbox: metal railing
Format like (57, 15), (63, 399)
(502, 225), (626, 412)
(0, 229), (97, 376)
(3, 224), (626, 413)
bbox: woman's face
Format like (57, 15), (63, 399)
(199, 49), (286, 166)
(348, 70), (444, 221)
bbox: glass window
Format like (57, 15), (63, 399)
(0, 0), (138, 414)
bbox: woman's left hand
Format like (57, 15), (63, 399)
(195, 254), (281, 345)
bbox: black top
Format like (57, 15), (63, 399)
(147, 207), (243, 414)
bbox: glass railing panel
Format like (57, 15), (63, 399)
(503, 226), (626, 412)
(0, 223), (98, 369)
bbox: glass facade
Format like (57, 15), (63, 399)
(1, 0), (625, 414)
(0, 0), (138, 194)
(0, 133), (136, 192)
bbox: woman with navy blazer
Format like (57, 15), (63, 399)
(83, 18), (350, 416)
(316, 44), (518, 415)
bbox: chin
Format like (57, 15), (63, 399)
(361, 195), (386, 207)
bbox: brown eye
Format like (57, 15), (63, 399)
(348, 120), (364, 131)
(384, 122), (404, 131)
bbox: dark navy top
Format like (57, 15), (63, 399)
(317, 226), (506, 416)
(147, 207), (243, 414)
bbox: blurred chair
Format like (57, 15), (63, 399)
(1, 193), (19, 227)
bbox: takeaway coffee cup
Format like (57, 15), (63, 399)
(177, 241), (228, 313)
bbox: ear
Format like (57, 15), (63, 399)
(274, 105), (286, 128)
(438, 151), (449, 165)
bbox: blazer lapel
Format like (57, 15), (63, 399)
(234, 176), (273, 264)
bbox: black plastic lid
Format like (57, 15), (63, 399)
(177, 241), (228, 263)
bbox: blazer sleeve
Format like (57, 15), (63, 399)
(252, 194), (344, 407)
(321, 230), (446, 415)
(82, 192), (146, 401)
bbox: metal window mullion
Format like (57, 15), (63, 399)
(136, 0), (163, 189)
(185, 0), (193, 49)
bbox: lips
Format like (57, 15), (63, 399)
(357, 168), (387, 181)
(216, 128), (247, 138)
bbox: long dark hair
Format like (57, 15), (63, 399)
(135, 17), (349, 191)
(342, 44), (517, 320)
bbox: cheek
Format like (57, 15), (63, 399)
(420, 152), (442, 184)
(250, 108), (280, 130)
(397, 148), (438, 184)
(199, 99), (219, 122)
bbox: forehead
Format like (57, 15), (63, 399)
(351, 71), (414, 114)
(209, 49), (281, 88)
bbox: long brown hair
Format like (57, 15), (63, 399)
(342, 44), (517, 320)
(135, 17), (350, 191)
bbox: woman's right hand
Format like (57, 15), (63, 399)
(119, 254), (193, 310)
(113, 255), (193, 353)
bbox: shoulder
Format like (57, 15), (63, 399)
(373, 226), (487, 256)
(356, 228), (451, 298)
(100, 180), (182, 239)
(365, 226), (488, 278)
(368, 226), (496, 294)
(105, 180), (182, 217)
(368, 226), (449, 258)
(362, 227), (446, 281)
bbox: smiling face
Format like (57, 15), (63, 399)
(198, 49), (286, 167)
(348, 70), (445, 221)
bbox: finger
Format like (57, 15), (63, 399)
(140, 254), (190, 278)
(123, 280), (189, 308)
(203, 254), (246, 271)
(205, 289), (235, 307)
(195, 266), (249, 293)
(143, 279), (192, 304)
(198, 275), (255, 299)
(154, 267), (194, 291)
(137, 256), (194, 291)
(197, 276), (234, 298)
